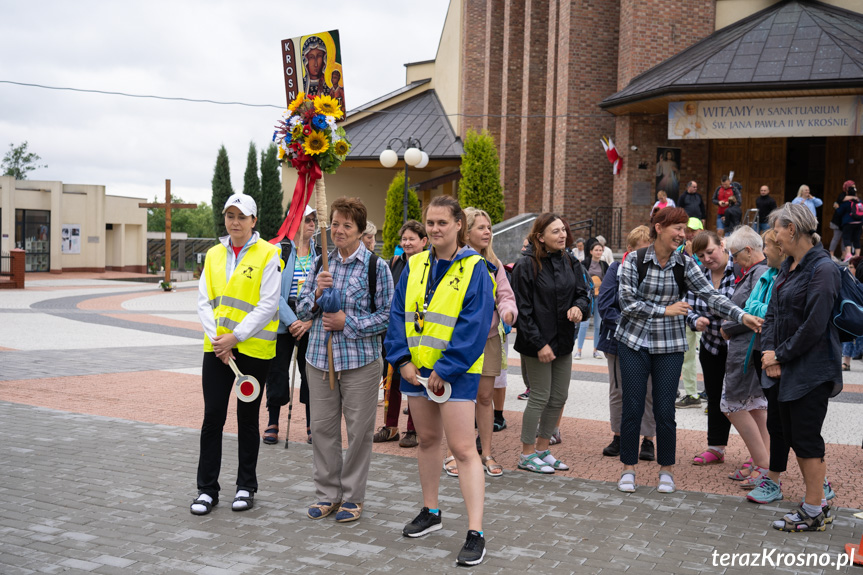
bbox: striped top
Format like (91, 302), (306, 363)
(290, 253), (313, 300)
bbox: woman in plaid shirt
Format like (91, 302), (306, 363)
(615, 208), (762, 494)
(686, 231), (738, 469)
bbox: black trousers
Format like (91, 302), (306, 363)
(753, 354), (789, 473)
(266, 330), (310, 424)
(699, 345), (731, 447)
(197, 352), (270, 498)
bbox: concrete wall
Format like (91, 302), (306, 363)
(435, 0), (464, 136)
(715, 0), (861, 30)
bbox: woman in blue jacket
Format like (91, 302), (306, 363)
(263, 206), (318, 445)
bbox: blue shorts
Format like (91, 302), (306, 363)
(716, 214), (725, 230)
(399, 366), (478, 402)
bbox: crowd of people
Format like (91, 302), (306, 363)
(189, 178), (849, 567)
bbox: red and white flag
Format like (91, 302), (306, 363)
(600, 136), (621, 175)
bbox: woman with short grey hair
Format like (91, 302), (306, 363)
(719, 225), (769, 488)
(762, 202), (842, 532)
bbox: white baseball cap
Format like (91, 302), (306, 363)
(223, 193), (257, 217)
(303, 204), (316, 217)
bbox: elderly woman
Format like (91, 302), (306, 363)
(686, 231), (737, 467)
(762, 203), (842, 532)
(615, 207), (762, 494)
(718, 227), (770, 487)
(297, 197), (393, 524)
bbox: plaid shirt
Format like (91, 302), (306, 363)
(615, 245), (744, 354)
(685, 254), (737, 355)
(296, 243), (393, 372)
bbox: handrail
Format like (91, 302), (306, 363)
(493, 215), (537, 236)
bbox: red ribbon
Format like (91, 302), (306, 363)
(270, 155), (322, 244)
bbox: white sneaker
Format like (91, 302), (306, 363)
(593, 351), (603, 359)
(574, 351), (582, 360)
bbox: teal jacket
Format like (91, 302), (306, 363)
(742, 267), (778, 373)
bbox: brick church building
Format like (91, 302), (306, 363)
(334, 0), (863, 249)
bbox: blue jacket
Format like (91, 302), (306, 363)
(835, 200), (863, 227)
(276, 239), (317, 334)
(384, 247), (494, 390)
(596, 260), (622, 355)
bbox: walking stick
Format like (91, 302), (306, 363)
(381, 363), (393, 416)
(315, 176), (336, 390)
(284, 344), (299, 450)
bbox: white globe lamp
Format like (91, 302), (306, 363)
(379, 148), (398, 168)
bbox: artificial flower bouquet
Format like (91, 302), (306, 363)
(273, 92), (350, 175)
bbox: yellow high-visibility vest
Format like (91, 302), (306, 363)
(403, 250), (496, 373)
(203, 239), (280, 360)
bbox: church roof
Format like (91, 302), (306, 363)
(344, 89), (463, 160)
(600, 0), (863, 110)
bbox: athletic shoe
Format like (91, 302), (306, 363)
(824, 480), (836, 501)
(493, 416), (507, 431)
(747, 478), (783, 504)
(456, 530), (486, 566)
(602, 435), (621, 457)
(398, 431), (418, 448)
(675, 395), (701, 409)
(639, 438), (655, 461)
(593, 351), (603, 359)
(517, 389), (530, 400)
(403, 507), (442, 538)
(574, 351), (582, 360)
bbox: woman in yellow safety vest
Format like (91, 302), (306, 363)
(190, 193), (281, 516)
(385, 195), (495, 567)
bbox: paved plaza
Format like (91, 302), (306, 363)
(1, 273), (863, 574)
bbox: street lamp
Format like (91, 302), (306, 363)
(379, 137), (429, 223)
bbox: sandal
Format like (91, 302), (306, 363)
(307, 500), (340, 520)
(772, 506), (827, 532)
(518, 453), (554, 474)
(190, 495), (217, 516)
(335, 502), (363, 523)
(692, 448), (724, 466)
(481, 455), (503, 477)
(232, 490), (254, 512)
(493, 417), (507, 432)
(739, 466), (767, 488)
(657, 471), (676, 493)
(728, 466), (752, 481)
(536, 449), (569, 470)
(373, 426), (399, 443)
(843, 363), (851, 371)
(443, 455), (459, 477)
(618, 471), (636, 493)
(262, 425), (279, 445)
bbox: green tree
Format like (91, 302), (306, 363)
(242, 141), (262, 214)
(211, 145), (234, 237)
(146, 194), (216, 238)
(382, 170), (421, 259)
(2, 141), (47, 180)
(458, 129), (504, 224)
(259, 144), (283, 241)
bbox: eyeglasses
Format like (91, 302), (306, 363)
(731, 247), (747, 260)
(414, 302), (424, 333)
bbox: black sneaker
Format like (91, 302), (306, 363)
(602, 435), (620, 457)
(639, 438), (655, 461)
(402, 507), (442, 538)
(456, 530), (486, 566)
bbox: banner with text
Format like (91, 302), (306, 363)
(668, 96), (862, 140)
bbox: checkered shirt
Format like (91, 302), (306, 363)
(615, 245), (744, 355)
(685, 254), (738, 355)
(296, 243), (393, 372)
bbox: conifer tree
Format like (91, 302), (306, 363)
(382, 171), (421, 259)
(259, 144), (283, 241)
(211, 145), (234, 238)
(458, 129), (505, 224)
(242, 141), (262, 220)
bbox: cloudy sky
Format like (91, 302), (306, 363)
(0, 1), (449, 205)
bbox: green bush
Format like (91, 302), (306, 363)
(382, 170), (421, 259)
(459, 129), (504, 224)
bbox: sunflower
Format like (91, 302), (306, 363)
(314, 95), (343, 119)
(288, 92), (306, 113)
(333, 139), (350, 156)
(303, 130), (329, 156)
(291, 123), (304, 140)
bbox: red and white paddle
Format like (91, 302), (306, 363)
(229, 358), (261, 403)
(415, 375), (451, 403)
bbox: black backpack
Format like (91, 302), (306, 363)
(634, 247), (688, 300)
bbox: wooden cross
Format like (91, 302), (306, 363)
(138, 179), (196, 287)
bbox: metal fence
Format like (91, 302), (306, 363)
(594, 206), (623, 250)
(147, 238), (219, 272)
(0, 251), (10, 276)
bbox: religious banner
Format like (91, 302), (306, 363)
(281, 30), (346, 118)
(668, 96), (862, 140)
